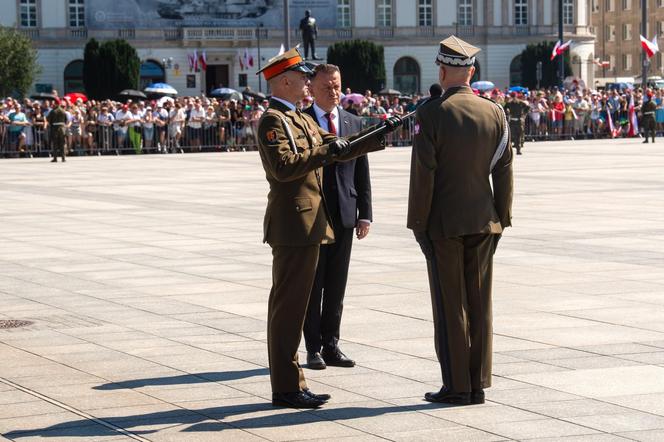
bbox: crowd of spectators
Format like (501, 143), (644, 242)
(0, 84), (661, 158)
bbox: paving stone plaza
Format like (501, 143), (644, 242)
(1, 138), (664, 441)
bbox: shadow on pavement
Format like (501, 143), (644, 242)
(4, 401), (450, 439)
(93, 368), (270, 390)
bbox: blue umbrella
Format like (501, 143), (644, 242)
(144, 83), (178, 95)
(508, 86), (529, 95)
(471, 80), (495, 91)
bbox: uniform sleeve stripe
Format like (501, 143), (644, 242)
(490, 104), (509, 172)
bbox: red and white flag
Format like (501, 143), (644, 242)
(238, 50), (244, 70)
(550, 40), (572, 60)
(187, 53), (194, 72)
(606, 106), (620, 138)
(243, 48), (250, 70)
(198, 51), (207, 71)
(640, 34), (660, 58)
(627, 94), (639, 137)
(593, 57), (610, 68)
(248, 53), (254, 68)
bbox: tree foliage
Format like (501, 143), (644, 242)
(83, 39), (140, 99)
(518, 41), (573, 89)
(0, 27), (42, 97)
(326, 40), (386, 94)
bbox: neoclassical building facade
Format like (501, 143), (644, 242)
(0, 0), (595, 96)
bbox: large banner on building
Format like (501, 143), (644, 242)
(88, 0), (337, 29)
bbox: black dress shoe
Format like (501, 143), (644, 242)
(51, 158), (57, 162)
(272, 391), (325, 408)
(303, 388), (331, 402)
(321, 347), (355, 367)
(307, 352), (326, 370)
(424, 387), (471, 405)
(471, 389), (485, 404)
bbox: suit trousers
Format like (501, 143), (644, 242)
(428, 234), (495, 393)
(303, 225), (354, 353)
(267, 244), (320, 393)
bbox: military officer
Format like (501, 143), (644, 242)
(256, 47), (402, 409)
(641, 90), (657, 143)
(407, 36), (514, 405)
(504, 92), (529, 155)
(47, 99), (67, 162)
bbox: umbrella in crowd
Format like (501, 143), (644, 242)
(144, 82), (178, 96)
(471, 80), (495, 91)
(379, 88), (401, 96)
(242, 87), (267, 100)
(64, 92), (87, 103)
(210, 87), (243, 101)
(118, 89), (147, 101)
(342, 93), (365, 105)
(508, 86), (529, 95)
(30, 92), (58, 100)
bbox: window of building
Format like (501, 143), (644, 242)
(20, 0), (38, 27)
(418, 0), (433, 26)
(623, 53), (632, 70)
(514, 0), (528, 26)
(658, 21), (664, 35)
(622, 23), (632, 40)
(563, 0), (574, 24)
(606, 24), (615, 41)
(337, 0), (351, 28)
(139, 60), (166, 91)
(376, 0), (392, 27)
(622, 0), (631, 9)
(458, 0), (472, 26)
(605, 0), (615, 10)
(68, 0), (85, 27)
(63, 60), (84, 94)
(393, 57), (420, 94)
(592, 0), (599, 11)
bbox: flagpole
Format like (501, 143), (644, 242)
(284, 0), (290, 49)
(558, 0), (564, 88)
(642, 0), (649, 88)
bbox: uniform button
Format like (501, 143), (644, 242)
(295, 206), (300, 210)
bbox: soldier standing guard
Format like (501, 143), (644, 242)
(299, 10), (320, 60)
(256, 47), (402, 409)
(47, 99), (67, 162)
(504, 92), (529, 155)
(408, 36), (513, 405)
(641, 90), (657, 143)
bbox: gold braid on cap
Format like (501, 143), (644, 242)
(436, 53), (476, 66)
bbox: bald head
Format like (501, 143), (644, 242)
(268, 70), (310, 104)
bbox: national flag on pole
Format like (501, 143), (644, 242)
(243, 48), (250, 70)
(193, 49), (199, 72)
(593, 57), (610, 68)
(550, 40), (572, 60)
(627, 94), (639, 137)
(606, 105), (620, 138)
(187, 52), (194, 72)
(198, 51), (207, 71)
(248, 53), (254, 68)
(238, 50), (244, 70)
(640, 34), (660, 58)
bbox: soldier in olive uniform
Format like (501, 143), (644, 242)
(47, 99), (67, 162)
(256, 47), (402, 409)
(504, 92), (529, 155)
(641, 90), (657, 143)
(408, 36), (513, 406)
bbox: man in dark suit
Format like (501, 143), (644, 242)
(256, 48), (402, 409)
(303, 64), (371, 370)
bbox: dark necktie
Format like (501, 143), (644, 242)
(325, 112), (337, 135)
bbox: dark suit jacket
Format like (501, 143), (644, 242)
(304, 105), (372, 229)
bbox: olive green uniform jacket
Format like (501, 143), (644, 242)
(407, 86), (513, 238)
